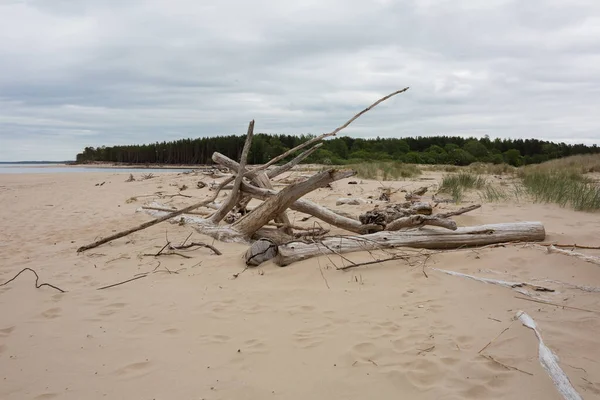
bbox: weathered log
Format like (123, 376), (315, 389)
(385, 215), (457, 231)
(276, 222), (546, 266)
(210, 120), (254, 223)
(240, 182), (379, 234)
(232, 169), (356, 237)
(212, 152), (293, 232)
(245, 239), (279, 266)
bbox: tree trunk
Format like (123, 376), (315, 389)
(239, 182), (378, 234)
(232, 169), (356, 237)
(276, 222), (546, 266)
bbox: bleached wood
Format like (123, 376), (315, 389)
(243, 87), (410, 179)
(239, 182), (376, 234)
(385, 215), (457, 231)
(212, 152), (293, 231)
(276, 222), (546, 266)
(210, 120), (254, 223)
(267, 144), (323, 179)
(232, 169), (355, 237)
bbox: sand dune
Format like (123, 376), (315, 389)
(1, 169), (599, 399)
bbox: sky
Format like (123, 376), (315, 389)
(1, 0), (599, 161)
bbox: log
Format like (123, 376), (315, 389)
(239, 182), (377, 234)
(276, 222), (546, 266)
(210, 120), (254, 223)
(232, 169), (356, 237)
(385, 215), (457, 231)
(212, 152), (293, 232)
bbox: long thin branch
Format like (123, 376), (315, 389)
(0, 268), (66, 293)
(244, 87), (409, 178)
(77, 175), (234, 252)
(210, 120), (254, 223)
(436, 204), (481, 219)
(266, 143), (323, 179)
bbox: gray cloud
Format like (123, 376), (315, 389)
(1, 0), (599, 161)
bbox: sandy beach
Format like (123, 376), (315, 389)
(1, 168), (600, 399)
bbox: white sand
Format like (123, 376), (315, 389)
(1, 170), (600, 399)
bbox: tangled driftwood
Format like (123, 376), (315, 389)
(77, 87), (546, 268)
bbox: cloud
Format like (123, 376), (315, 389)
(1, 0), (599, 160)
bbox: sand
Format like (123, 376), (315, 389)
(1, 169), (600, 399)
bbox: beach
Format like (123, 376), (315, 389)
(1, 168), (599, 399)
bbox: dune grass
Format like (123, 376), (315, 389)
(351, 161), (421, 180)
(515, 154), (600, 211)
(438, 172), (488, 202)
(518, 170), (600, 211)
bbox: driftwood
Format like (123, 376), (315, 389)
(275, 222), (546, 266)
(385, 215), (457, 231)
(76, 89), (409, 252)
(239, 182), (377, 234)
(212, 152), (293, 231)
(242, 87), (410, 180)
(231, 169), (355, 238)
(210, 120), (254, 223)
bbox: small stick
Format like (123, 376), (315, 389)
(0, 268), (66, 293)
(514, 296), (600, 314)
(481, 355), (533, 376)
(155, 242), (171, 256)
(435, 204), (481, 219)
(478, 321), (516, 354)
(319, 265), (330, 289)
(97, 275), (147, 290)
(180, 232), (193, 247)
(337, 254), (409, 271)
(171, 242), (222, 255)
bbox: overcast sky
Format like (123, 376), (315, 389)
(1, 0), (599, 161)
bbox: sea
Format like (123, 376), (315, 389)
(0, 163), (196, 174)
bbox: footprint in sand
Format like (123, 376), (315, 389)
(0, 326), (16, 338)
(98, 302), (127, 316)
(162, 328), (180, 335)
(243, 338), (267, 354)
(41, 308), (61, 319)
(114, 360), (154, 379)
(33, 393), (59, 399)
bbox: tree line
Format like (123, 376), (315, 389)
(76, 134), (599, 167)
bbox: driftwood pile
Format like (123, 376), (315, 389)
(77, 88), (546, 267)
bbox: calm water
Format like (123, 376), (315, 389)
(0, 164), (195, 174)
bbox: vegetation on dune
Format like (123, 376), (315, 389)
(75, 134), (599, 168)
(351, 161), (422, 180)
(438, 173), (488, 202)
(518, 169), (600, 211)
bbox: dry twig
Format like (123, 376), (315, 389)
(0, 268), (66, 293)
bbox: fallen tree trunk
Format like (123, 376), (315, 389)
(232, 169), (356, 237)
(240, 182), (380, 234)
(276, 222), (545, 266)
(212, 151), (293, 232)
